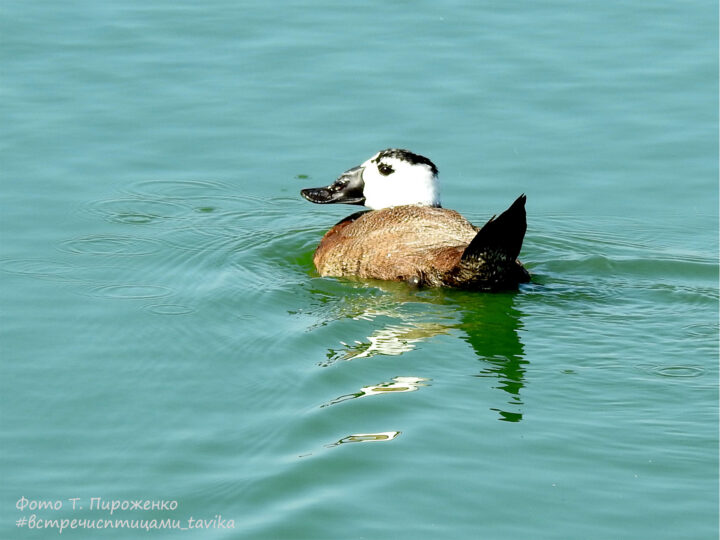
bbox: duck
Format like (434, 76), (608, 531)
(300, 148), (530, 290)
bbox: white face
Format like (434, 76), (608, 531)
(360, 150), (441, 210)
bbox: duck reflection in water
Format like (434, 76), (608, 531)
(305, 279), (528, 422)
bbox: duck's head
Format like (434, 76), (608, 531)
(300, 148), (441, 210)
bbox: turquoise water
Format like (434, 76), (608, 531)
(1, 1), (718, 539)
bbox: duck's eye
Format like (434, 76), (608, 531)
(377, 162), (394, 176)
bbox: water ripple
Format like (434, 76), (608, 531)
(127, 179), (233, 198)
(0, 258), (76, 279)
(683, 322), (719, 338)
(635, 363), (706, 379)
(83, 198), (191, 224)
(86, 284), (174, 300)
(144, 303), (196, 315)
(652, 366), (705, 378)
(60, 235), (163, 256)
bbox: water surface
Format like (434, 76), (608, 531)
(1, 1), (717, 539)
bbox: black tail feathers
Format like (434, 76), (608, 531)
(461, 194), (527, 262)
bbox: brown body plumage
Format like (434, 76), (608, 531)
(313, 204), (530, 290)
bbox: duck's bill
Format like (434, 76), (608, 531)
(300, 166), (366, 205)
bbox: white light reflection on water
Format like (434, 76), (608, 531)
(321, 376), (430, 408)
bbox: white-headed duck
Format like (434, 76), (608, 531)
(301, 148), (529, 290)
